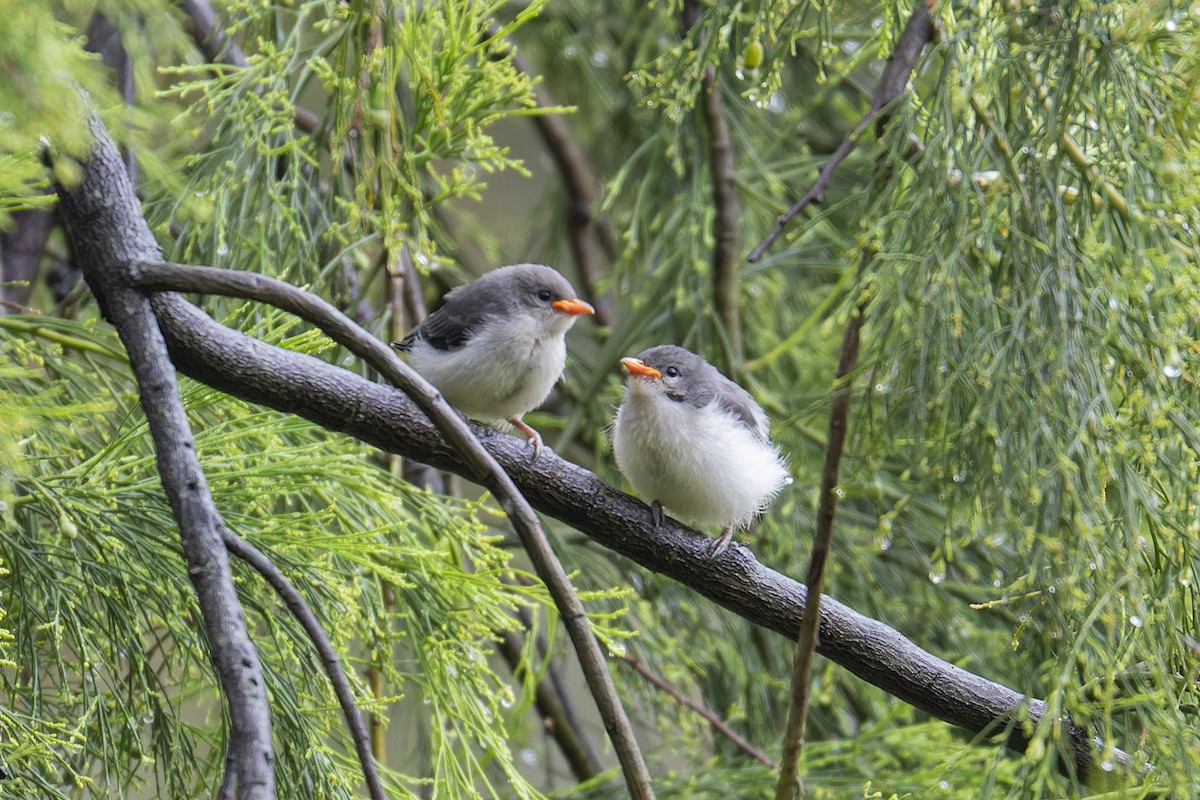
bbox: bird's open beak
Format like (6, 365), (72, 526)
(551, 298), (596, 316)
(620, 357), (661, 379)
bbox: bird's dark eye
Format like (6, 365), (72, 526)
(536, 289), (554, 302)
(664, 366), (680, 378)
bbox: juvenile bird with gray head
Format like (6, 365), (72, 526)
(392, 264), (594, 458)
(612, 345), (791, 556)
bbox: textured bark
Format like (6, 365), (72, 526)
(146, 291), (1139, 785)
(134, 261), (655, 799)
(496, 627), (603, 781)
(0, 209), (54, 312)
(54, 117), (276, 800)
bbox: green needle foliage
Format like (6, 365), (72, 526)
(2, 325), (562, 798)
(3, 0), (1200, 798)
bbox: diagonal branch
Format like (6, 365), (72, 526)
(496, 620), (604, 781)
(53, 116), (275, 800)
(775, 5), (938, 796)
(501, 36), (617, 326)
(221, 528), (386, 800)
(685, 1), (743, 360)
(774, 245), (873, 799)
(748, 0), (937, 263)
(128, 259), (656, 800)
(143, 290), (1146, 791)
(620, 653), (777, 769)
(0, 208), (55, 313)
(179, 0), (320, 133)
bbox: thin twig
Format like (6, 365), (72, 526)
(179, 0), (320, 133)
(499, 34), (617, 326)
(773, 251), (871, 800)
(685, 1), (743, 360)
(222, 528), (386, 800)
(131, 260), (657, 799)
(495, 626), (603, 781)
(55, 115), (276, 800)
(0, 209), (55, 313)
(148, 288), (1147, 790)
(494, 574), (603, 781)
(774, 5), (937, 797)
(748, 0), (937, 263)
(620, 654), (777, 769)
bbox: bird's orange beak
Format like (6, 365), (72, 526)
(620, 357), (661, 379)
(551, 298), (596, 316)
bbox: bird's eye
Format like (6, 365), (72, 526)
(664, 366), (680, 378)
(536, 289), (554, 302)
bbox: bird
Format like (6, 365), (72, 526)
(612, 345), (790, 556)
(391, 263), (594, 458)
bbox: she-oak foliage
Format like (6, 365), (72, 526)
(1, 0), (1198, 798)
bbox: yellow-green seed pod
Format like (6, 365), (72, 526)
(743, 39), (764, 69)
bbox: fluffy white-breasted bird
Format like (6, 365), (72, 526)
(612, 345), (790, 555)
(392, 264), (594, 457)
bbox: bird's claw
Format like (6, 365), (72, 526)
(707, 526), (734, 558)
(650, 500), (664, 534)
(508, 416), (544, 462)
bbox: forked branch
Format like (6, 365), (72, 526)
(748, 0), (937, 262)
(129, 259), (657, 800)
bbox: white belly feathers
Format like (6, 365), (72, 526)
(612, 384), (790, 531)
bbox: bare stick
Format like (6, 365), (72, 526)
(222, 528), (386, 800)
(495, 627), (603, 781)
(131, 260), (657, 799)
(773, 6), (937, 796)
(621, 654), (777, 769)
(55, 116), (275, 799)
(84, 12), (138, 183)
(685, 1), (743, 359)
(773, 248), (870, 798)
(179, 0), (320, 133)
(0, 209), (55, 313)
(748, 0), (937, 263)
(501, 36), (617, 326)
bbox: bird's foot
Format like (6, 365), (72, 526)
(650, 500), (664, 534)
(508, 416), (544, 462)
(707, 525), (735, 558)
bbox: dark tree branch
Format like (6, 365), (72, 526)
(620, 654), (777, 769)
(501, 38), (617, 327)
(179, 0), (320, 133)
(495, 626), (603, 782)
(775, 246), (871, 798)
(142, 290), (1145, 789)
(775, 7), (938, 794)
(748, 0), (937, 263)
(180, 0), (246, 67)
(53, 117), (275, 799)
(222, 528), (386, 800)
(0, 209), (55, 313)
(84, 12), (138, 184)
(685, 1), (743, 360)
(489, 569), (604, 782)
(129, 260), (657, 800)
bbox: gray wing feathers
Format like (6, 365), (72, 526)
(712, 379), (771, 442)
(395, 282), (505, 352)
